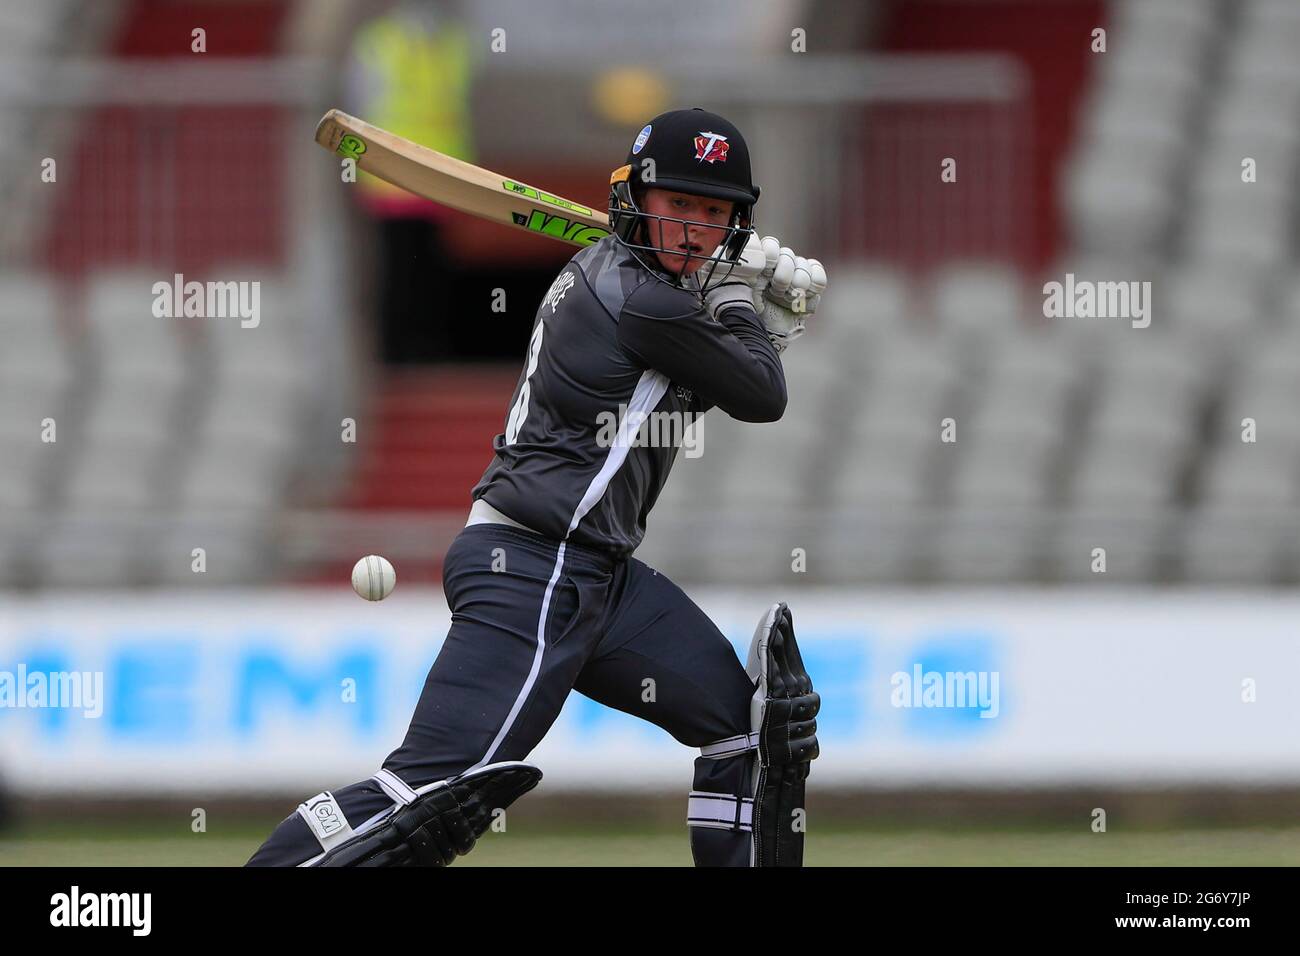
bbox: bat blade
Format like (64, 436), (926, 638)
(314, 109), (611, 247)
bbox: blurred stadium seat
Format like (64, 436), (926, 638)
(0, 0), (1296, 594)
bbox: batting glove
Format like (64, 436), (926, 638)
(752, 237), (828, 352)
(695, 232), (768, 321)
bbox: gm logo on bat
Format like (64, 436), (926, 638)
(335, 133), (367, 160)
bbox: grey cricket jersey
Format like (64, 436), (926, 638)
(471, 235), (786, 559)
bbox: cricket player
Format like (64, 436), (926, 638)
(247, 108), (823, 867)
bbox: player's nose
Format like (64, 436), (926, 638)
(684, 218), (714, 244)
(686, 229), (718, 253)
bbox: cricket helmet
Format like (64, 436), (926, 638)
(608, 107), (760, 288)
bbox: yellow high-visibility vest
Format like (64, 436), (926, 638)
(351, 16), (474, 202)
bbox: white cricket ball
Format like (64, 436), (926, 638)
(351, 555), (396, 601)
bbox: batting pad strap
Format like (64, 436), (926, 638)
(687, 791), (754, 832)
(297, 791), (356, 852)
(372, 768), (419, 806)
(700, 732), (759, 759)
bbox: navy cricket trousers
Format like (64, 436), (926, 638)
(247, 522), (759, 866)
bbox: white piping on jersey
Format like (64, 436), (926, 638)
(564, 369), (670, 534)
(470, 368), (671, 772)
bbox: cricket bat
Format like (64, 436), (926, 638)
(314, 109), (611, 247)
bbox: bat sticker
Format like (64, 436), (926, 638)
(503, 181), (595, 217)
(336, 134), (367, 160)
(512, 211), (610, 245)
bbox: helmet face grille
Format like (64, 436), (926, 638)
(608, 177), (752, 293)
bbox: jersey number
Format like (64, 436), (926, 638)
(505, 321), (545, 445)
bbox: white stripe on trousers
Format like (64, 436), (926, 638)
(469, 369), (670, 772)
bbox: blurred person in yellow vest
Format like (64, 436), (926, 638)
(344, 0), (475, 363)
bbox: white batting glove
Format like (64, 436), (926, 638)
(765, 245), (827, 317)
(751, 237), (828, 352)
(695, 231), (766, 321)
(752, 235), (782, 297)
(755, 298), (805, 353)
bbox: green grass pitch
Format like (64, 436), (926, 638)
(3, 820), (1298, 866)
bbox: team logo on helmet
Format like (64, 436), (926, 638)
(693, 131), (730, 164)
(632, 124), (652, 155)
